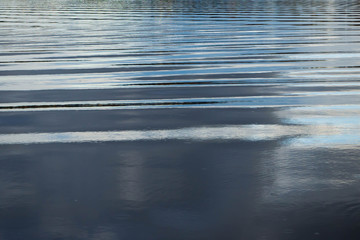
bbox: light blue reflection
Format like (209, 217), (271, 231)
(290, 133), (360, 147)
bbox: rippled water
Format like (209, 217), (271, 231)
(1, 0), (360, 239)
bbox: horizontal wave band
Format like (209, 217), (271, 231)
(0, 125), (308, 145)
(1, 124), (358, 146)
(1, 94), (360, 111)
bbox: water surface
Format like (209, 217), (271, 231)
(1, 0), (360, 239)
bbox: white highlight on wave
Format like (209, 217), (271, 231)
(1, 123), (359, 147)
(0, 125), (308, 145)
(1, 124), (359, 147)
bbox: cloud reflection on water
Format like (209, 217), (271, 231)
(2, 0), (360, 239)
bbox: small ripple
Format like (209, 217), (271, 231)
(1, 93), (360, 112)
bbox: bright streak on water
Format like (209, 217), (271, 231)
(1, 123), (359, 148)
(0, 125), (309, 144)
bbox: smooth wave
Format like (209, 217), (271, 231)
(1, 94), (360, 112)
(0, 124), (312, 145)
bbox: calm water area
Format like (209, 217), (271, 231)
(1, 0), (360, 239)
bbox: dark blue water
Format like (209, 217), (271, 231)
(1, 0), (360, 239)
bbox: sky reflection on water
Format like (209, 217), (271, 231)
(1, 0), (360, 239)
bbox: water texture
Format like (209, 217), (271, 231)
(1, 0), (360, 239)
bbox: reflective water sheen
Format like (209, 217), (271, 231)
(1, 0), (360, 239)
